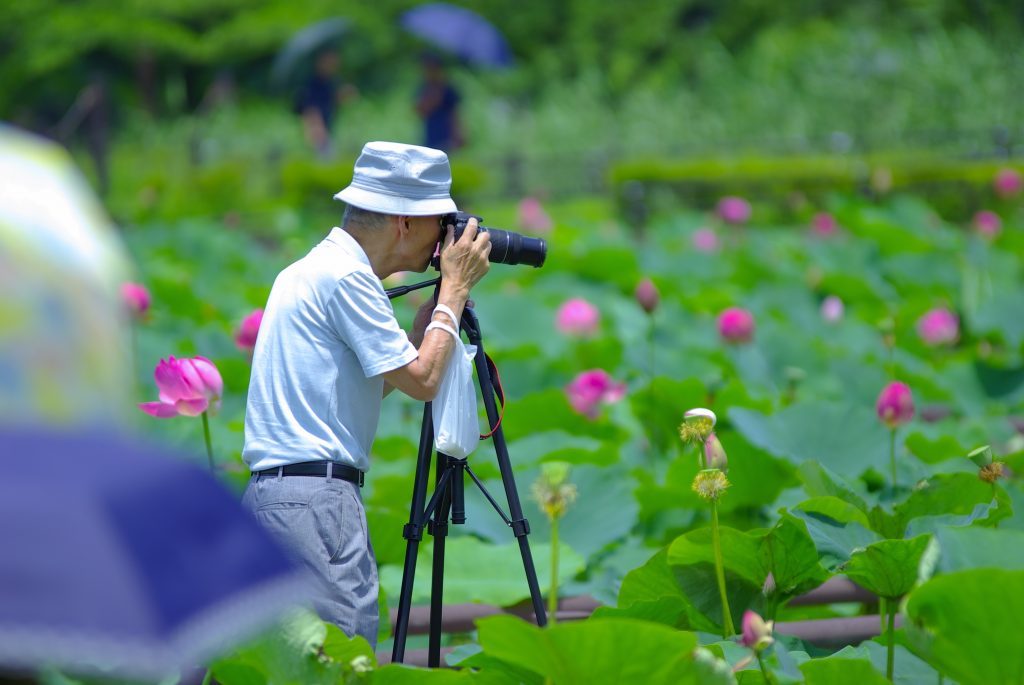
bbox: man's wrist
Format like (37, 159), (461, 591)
(439, 282), (470, 303)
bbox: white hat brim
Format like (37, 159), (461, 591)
(334, 185), (457, 217)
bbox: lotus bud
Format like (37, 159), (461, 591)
(973, 210), (1002, 239)
(234, 308), (264, 354)
(740, 610), (775, 652)
(555, 298), (600, 337)
(634, 278), (659, 314)
(517, 196), (553, 233)
(121, 282), (151, 320)
(811, 212), (838, 237)
(916, 308), (959, 347)
(994, 168), (1022, 198)
(717, 307), (755, 344)
(717, 196), (751, 225)
(703, 433), (728, 471)
(565, 369), (626, 419)
(820, 295), (844, 323)
(876, 381), (915, 428)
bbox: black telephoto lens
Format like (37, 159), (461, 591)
(444, 211), (547, 268)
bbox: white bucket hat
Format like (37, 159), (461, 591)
(334, 141), (458, 216)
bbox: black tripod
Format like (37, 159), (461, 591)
(386, 279), (547, 666)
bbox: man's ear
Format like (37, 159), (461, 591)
(396, 215), (411, 236)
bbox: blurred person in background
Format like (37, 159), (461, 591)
(241, 141), (491, 647)
(415, 53), (464, 152)
(295, 48), (358, 158)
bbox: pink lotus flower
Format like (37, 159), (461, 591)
(235, 308), (264, 353)
(716, 196), (751, 225)
(994, 168), (1022, 198)
(565, 369), (626, 419)
(139, 356), (224, 418)
(820, 295), (844, 323)
(740, 610), (774, 651)
(973, 210), (1002, 239)
(811, 212), (838, 237)
(876, 381), (914, 428)
(691, 227), (719, 252)
(916, 307), (959, 347)
(635, 278), (659, 314)
(517, 197), (553, 233)
(556, 298), (600, 337)
(717, 307), (755, 344)
(121, 282), (151, 319)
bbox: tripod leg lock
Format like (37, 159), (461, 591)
(510, 518), (531, 537)
(403, 523), (425, 541)
(428, 520), (449, 537)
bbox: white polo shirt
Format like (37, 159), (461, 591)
(242, 228), (418, 473)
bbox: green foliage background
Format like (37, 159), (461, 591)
(14, 2), (1024, 683)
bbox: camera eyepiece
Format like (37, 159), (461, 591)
(442, 211), (547, 268)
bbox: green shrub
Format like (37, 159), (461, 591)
(610, 155), (1024, 221)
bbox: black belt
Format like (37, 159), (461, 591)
(254, 461), (365, 487)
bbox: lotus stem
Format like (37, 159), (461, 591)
(711, 500), (735, 637)
(549, 515), (560, 626)
(202, 411), (214, 472)
(886, 602), (896, 681)
(889, 428), (897, 490)
(757, 652), (775, 685)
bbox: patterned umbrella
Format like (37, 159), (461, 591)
(0, 126), (309, 680)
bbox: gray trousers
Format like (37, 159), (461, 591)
(242, 470), (379, 646)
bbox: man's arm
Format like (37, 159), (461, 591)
(382, 221), (489, 401)
(383, 298), (435, 398)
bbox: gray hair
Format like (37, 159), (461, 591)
(342, 205), (391, 231)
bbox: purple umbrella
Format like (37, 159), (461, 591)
(400, 3), (513, 68)
(0, 426), (310, 681)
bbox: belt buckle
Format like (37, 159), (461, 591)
(358, 470), (365, 487)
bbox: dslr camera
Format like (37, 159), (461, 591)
(441, 211), (547, 268)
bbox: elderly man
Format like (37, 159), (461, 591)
(241, 141), (490, 646)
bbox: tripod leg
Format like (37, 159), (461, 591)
(466, 312), (548, 627)
(391, 403), (436, 664)
(427, 453), (453, 667)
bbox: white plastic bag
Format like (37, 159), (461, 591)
(427, 321), (479, 458)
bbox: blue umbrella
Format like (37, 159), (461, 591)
(0, 426), (310, 681)
(400, 3), (513, 68)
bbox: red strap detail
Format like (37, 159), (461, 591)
(480, 353), (505, 439)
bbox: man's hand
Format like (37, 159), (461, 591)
(439, 218), (490, 299)
(382, 219), (490, 403)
